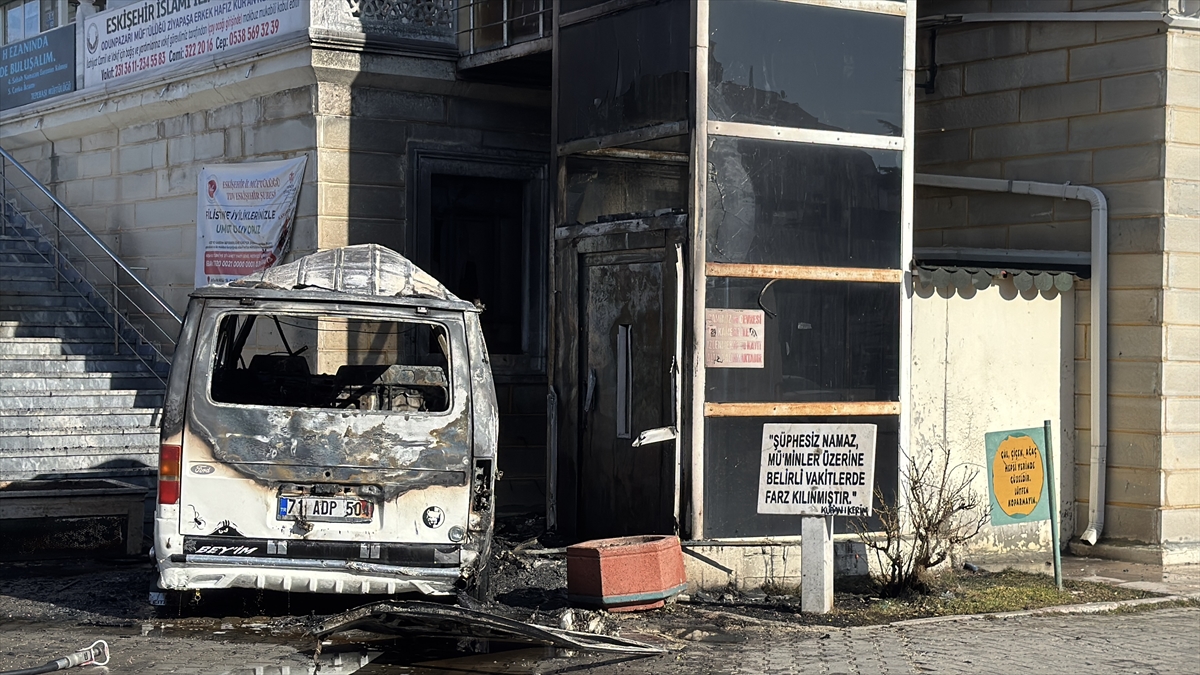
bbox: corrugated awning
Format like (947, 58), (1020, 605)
(913, 248), (1090, 292)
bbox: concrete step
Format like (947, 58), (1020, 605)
(0, 236), (45, 253)
(0, 279), (64, 295)
(0, 322), (116, 340)
(0, 408), (162, 432)
(0, 451), (158, 479)
(0, 372), (164, 392)
(0, 250), (55, 265)
(0, 308), (114, 325)
(0, 337), (127, 356)
(0, 426), (159, 451)
(0, 355), (158, 373)
(0, 390), (165, 409)
(0, 290), (96, 309)
(0, 262), (59, 279)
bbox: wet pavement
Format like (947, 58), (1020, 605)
(1, 604), (1198, 674)
(1, 555), (1198, 674)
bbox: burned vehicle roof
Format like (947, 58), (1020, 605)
(192, 244), (477, 311)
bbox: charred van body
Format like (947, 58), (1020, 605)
(154, 244), (497, 598)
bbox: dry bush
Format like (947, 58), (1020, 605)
(856, 443), (988, 596)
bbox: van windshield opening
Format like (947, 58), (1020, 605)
(209, 312), (451, 413)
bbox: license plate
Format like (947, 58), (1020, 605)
(276, 496), (374, 523)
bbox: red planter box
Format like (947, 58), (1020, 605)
(567, 535), (687, 612)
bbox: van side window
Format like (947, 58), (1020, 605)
(208, 312), (451, 413)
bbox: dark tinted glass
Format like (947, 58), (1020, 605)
(561, 0), (617, 12)
(704, 416), (898, 537)
(557, 0), (689, 143)
(563, 156), (687, 225)
(709, 0), (904, 135)
(707, 137), (901, 268)
(706, 279), (899, 403)
(430, 175), (524, 354)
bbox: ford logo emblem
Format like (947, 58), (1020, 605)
(190, 464), (215, 475)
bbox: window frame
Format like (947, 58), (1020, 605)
(688, 0), (915, 539)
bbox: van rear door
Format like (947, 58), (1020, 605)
(178, 300), (473, 553)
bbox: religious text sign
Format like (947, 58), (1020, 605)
(757, 424), (877, 517)
(0, 25), (75, 111)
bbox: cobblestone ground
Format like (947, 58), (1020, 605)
(1, 606), (1197, 674)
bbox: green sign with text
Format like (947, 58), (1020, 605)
(985, 427), (1051, 527)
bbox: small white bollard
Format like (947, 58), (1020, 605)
(801, 515), (834, 613)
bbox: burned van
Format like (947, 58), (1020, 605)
(153, 244), (497, 599)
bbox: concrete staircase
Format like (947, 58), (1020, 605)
(0, 227), (166, 485)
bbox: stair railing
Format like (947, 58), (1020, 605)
(0, 145), (182, 383)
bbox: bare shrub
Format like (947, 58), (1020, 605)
(856, 444), (988, 597)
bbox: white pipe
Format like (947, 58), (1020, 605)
(919, 12), (1200, 30)
(914, 173), (1108, 546)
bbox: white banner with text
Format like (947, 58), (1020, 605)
(83, 0), (306, 88)
(195, 157), (307, 288)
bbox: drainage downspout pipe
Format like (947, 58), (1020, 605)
(914, 173), (1108, 546)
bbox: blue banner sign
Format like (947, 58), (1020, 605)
(0, 24), (76, 112)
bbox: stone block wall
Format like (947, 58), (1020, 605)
(310, 51), (551, 515)
(914, 0), (1198, 559)
(2, 84), (319, 350)
(1162, 28), (1200, 553)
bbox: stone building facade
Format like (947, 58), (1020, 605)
(0, 0), (1196, 567)
(914, 0), (1198, 563)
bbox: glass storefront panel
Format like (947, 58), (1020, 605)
(557, 0), (689, 143)
(705, 278), (899, 403)
(709, 0), (904, 135)
(704, 415), (899, 538)
(706, 137), (901, 268)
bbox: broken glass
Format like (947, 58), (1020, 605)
(706, 137), (901, 268)
(704, 416), (899, 538)
(705, 279), (900, 403)
(563, 156), (687, 225)
(709, 0), (904, 136)
(557, 0), (689, 143)
(209, 312), (451, 412)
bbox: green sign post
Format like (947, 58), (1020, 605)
(984, 422), (1062, 589)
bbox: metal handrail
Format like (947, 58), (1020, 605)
(0, 146), (181, 381)
(0, 145), (181, 324)
(457, 0), (549, 55)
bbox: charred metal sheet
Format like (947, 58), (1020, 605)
(313, 601), (667, 655)
(227, 244), (460, 303)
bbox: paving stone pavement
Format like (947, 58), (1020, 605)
(1, 606), (1197, 674)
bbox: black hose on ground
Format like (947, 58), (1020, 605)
(0, 641), (109, 675)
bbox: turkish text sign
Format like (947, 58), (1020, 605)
(705, 308), (765, 368)
(83, 0), (306, 88)
(0, 25), (75, 111)
(195, 157), (307, 288)
(985, 427), (1051, 526)
(757, 424), (877, 517)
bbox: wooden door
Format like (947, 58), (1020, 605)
(577, 248), (675, 539)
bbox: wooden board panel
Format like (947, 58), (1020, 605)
(704, 401), (901, 417)
(706, 263), (903, 284)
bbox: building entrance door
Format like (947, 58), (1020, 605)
(555, 220), (684, 540)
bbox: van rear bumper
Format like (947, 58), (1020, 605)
(158, 556), (461, 595)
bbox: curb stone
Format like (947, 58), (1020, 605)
(671, 595), (1188, 634)
(888, 594), (1186, 627)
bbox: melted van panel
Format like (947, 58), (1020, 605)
(189, 398), (471, 497)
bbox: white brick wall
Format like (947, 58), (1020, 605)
(915, 9), (1199, 549)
